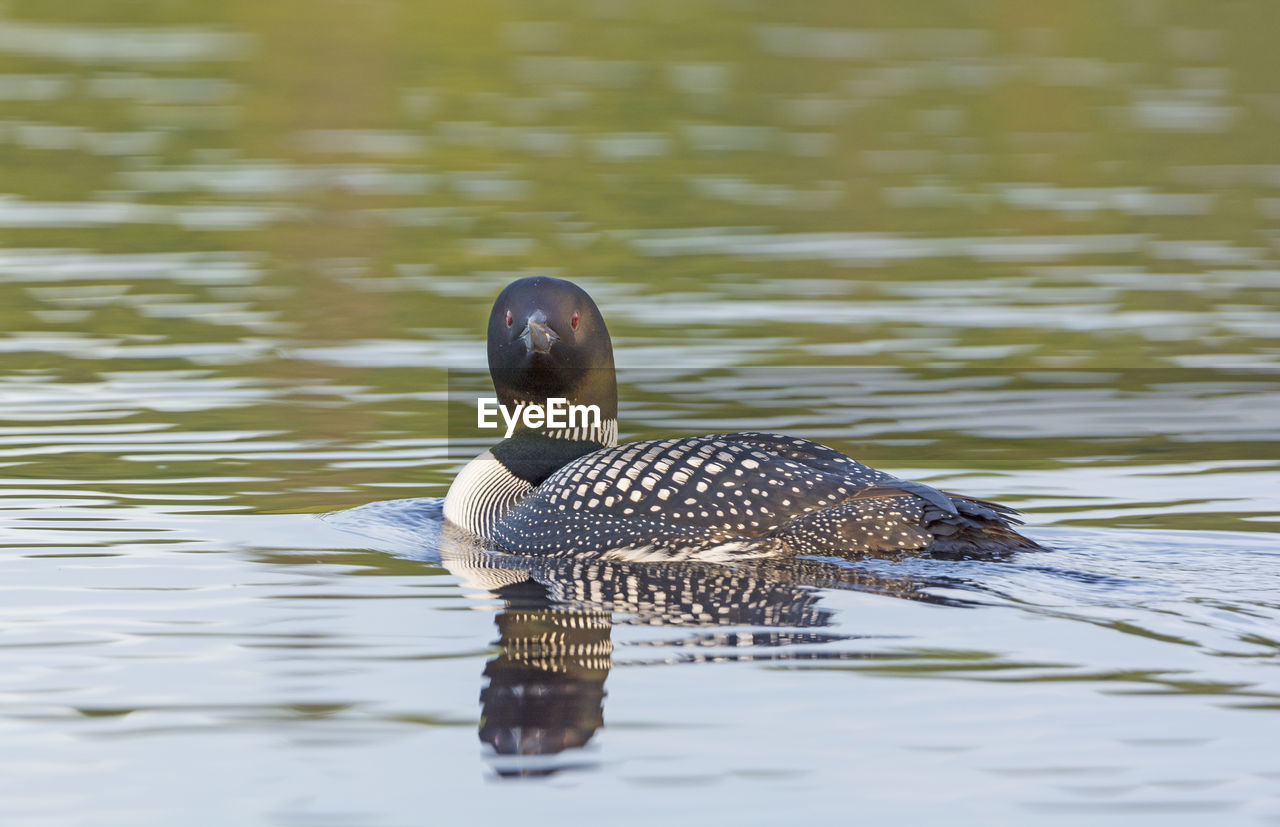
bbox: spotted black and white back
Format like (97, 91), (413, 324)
(487, 431), (1024, 560)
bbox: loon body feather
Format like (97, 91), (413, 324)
(490, 432), (1034, 560)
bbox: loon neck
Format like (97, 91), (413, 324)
(490, 424), (617, 486)
(501, 416), (618, 449)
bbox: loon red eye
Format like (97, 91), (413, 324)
(571, 311), (580, 330)
(505, 310), (513, 327)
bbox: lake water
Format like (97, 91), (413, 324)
(1, 1), (1278, 824)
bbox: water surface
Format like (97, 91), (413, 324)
(1, 0), (1278, 823)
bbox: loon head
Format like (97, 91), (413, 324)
(487, 276), (618, 442)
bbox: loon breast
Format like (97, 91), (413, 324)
(443, 450), (534, 540)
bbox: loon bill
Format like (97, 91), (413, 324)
(443, 276), (1043, 561)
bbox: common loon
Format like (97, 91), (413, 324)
(443, 276), (1042, 561)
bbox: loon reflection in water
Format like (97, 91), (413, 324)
(329, 487), (1013, 777)
(435, 520), (984, 776)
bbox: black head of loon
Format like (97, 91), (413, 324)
(474, 277), (621, 489)
(488, 276), (617, 440)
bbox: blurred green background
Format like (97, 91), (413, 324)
(0, 0), (1276, 526)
